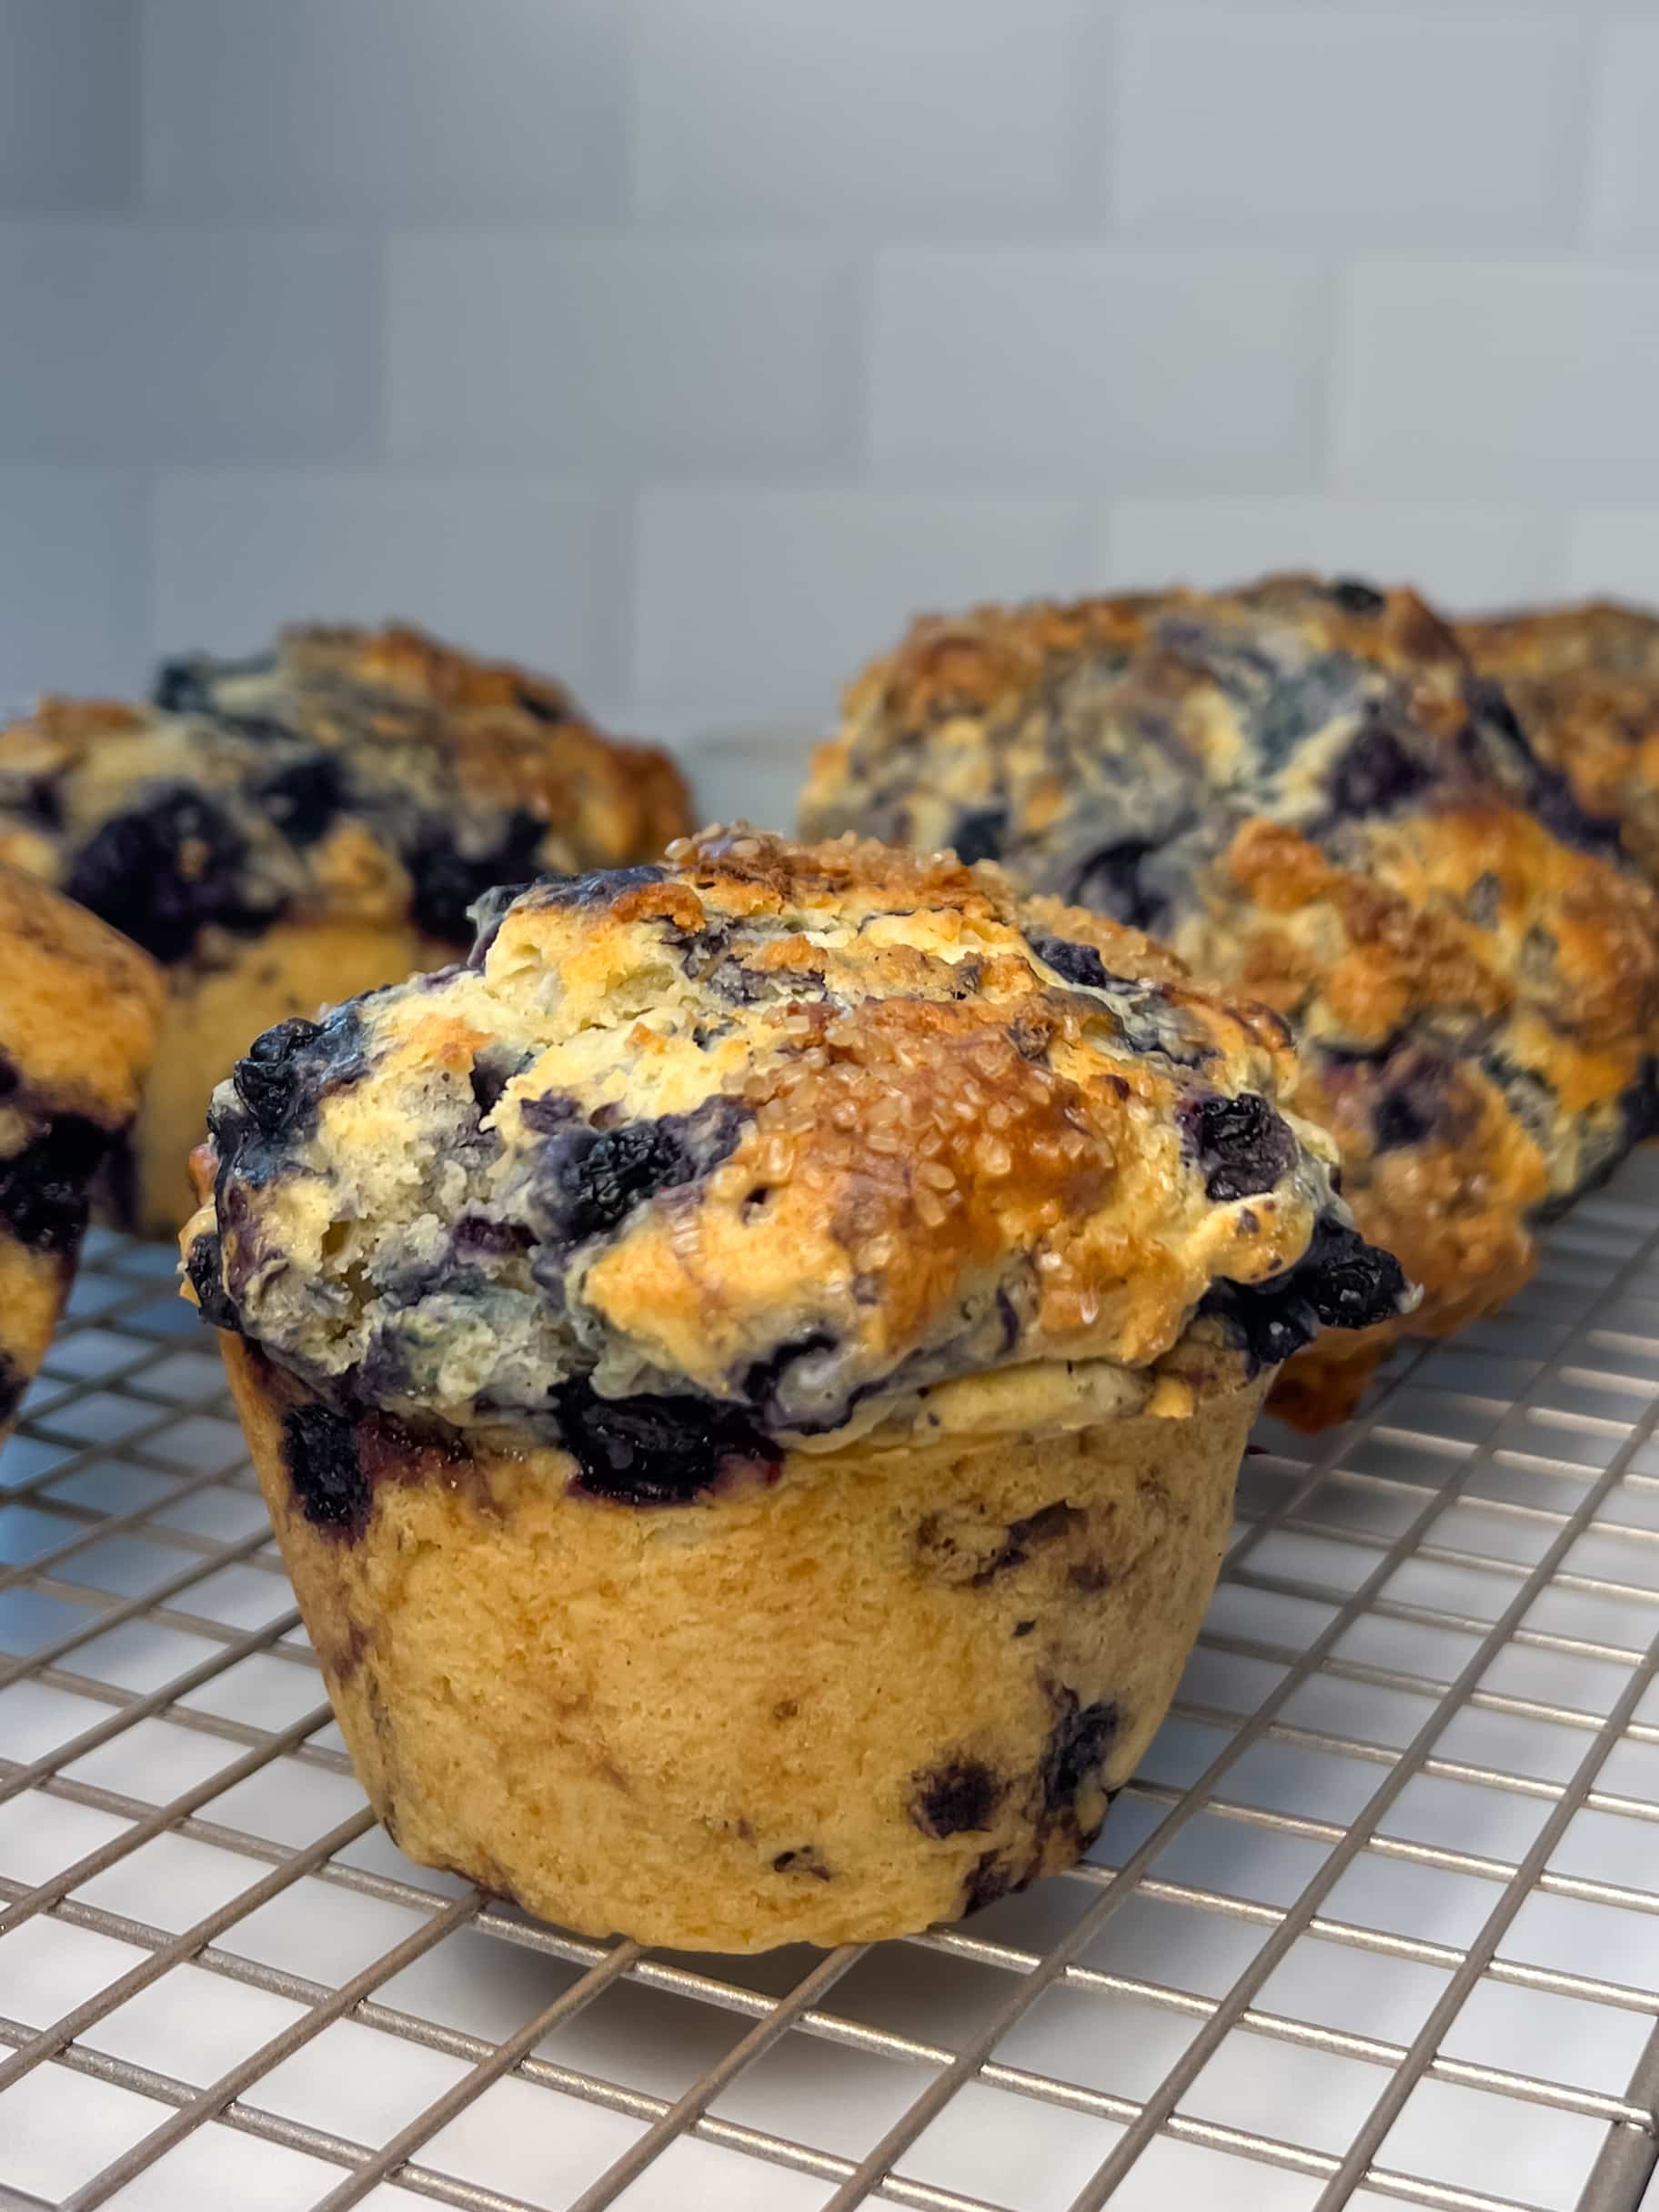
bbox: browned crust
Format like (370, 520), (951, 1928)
(838, 575), (1466, 738)
(1460, 601), (1659, 878)
(0, 620), (692, 931)
(185, 824), (1380, 1444)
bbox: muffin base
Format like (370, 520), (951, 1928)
(223, 1340), (1258, 1952)
(134, 918), (446, 1235)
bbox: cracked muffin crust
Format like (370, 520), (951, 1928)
(1460, 601), (1659, 883)
(802, 574), (1659, 1427)
(188, 826), (1409, 1443)
(0, 863), (162, 1447)
(184, 829), (1408, 1948)
(0, 623), (689, 1232)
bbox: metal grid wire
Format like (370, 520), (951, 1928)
(6, 1162), (1659, 2212)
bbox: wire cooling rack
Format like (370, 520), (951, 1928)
(6, 1168), (1659, 2212)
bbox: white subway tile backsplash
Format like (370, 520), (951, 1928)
(1114, 7), (1580, 244)
(635, 0), (1093, 231)
(0, 467), (148, 709)
(1564, 511), (1659, 601)
(142, 0), (626, 222)
(388, 237), (856, 473)
(0, 0), (136, 213)
(1099, 498), (1563, 611)
(633, 488), (1090, 728)
(1334, 260), (1659, 497)
(1586, 23), (1659, 246)
(154, 473), (624, 704)
(869, 246), (1322, 488)
(0, 226), (382, 465)
(0, 0), (1654, 714)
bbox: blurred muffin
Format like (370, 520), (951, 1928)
(802, 574), (1659, 1427)
(1460, 601), (1659, 880)
(0, 863), (162, 1446)
(0, 624), (689, 1232)
(183, 828), (1408, 1949)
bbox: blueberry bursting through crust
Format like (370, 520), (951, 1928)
(183, 827), (1414, 1510)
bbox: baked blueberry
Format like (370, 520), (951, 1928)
(282, 1403), (371, 1536)
(1039, 1691), (1120, 1820)
(912, 1761), (1004, 1838)
(1071, 840), (1165, 931)
(553, 1378), (779, 1503)
(1185, 1091), (1299, 1202)
(1031, 935), (1113, 992)
(407, 810), (548, 945)
(1326, 719), (1432, 819)
(65, 786), (256, 964)
(220, 1009), (364, 1155)
(1332, 578), (1386, 617)
(185, 1231), (242, 1333)
(950, 809), (1008, 866)
(0, 1116), (107, 1256)
(547, 1121), (699, 1242)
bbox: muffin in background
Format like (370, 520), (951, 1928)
(0, 623), (689, 1234)
(0, 862), (163, 1446)
(183, 827), (1409, 1950)
(1460, 601), (1659, 882)
(802, 574), (1659, 1428)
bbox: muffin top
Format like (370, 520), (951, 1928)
(803, 574), (1659, 1421)
(183, 828), (1410, 1476)
(1459, 600), (1659, 880)
(805, 573), (1614, 905)
(0, 623), (689, 965)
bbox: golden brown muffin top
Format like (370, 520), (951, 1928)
(802, 572), (1659, 1425)
(0, 622), (690, 965)
(182, 828), (1409, 1463)
(1460, 601), (1659, 685)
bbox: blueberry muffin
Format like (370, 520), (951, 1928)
(0, 863), (163, 1446)
(181, 828), (1408, 1950)
(0, 623), (689, 1235)
(802, 575), (1659, 1429)
(1460, 601), (1659, 882)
